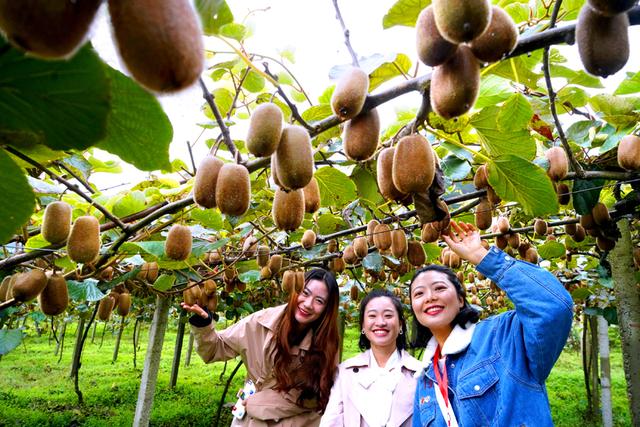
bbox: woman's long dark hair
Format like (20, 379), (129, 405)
(409, 264), (480, 348)
(271, 268), (340, 411)
(358, 289), (407, 353)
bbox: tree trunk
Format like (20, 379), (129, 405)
(169, 311), (186, 389)
(69, 316), (85, 378)
(184, 331), (194, 367)
(113, 317), (125, 363)
(597, 316), (613, 427)
(133, 295), (171, 427)
(610, 218), (640, 426)
(583, 313), (599, 420)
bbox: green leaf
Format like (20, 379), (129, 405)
(589, 94), (640, 127)
(239, 270), (261, 284)
(0, 329), (23, 355)
(471, 106), (536, 160)
(572, 178), (604, 215)
(537, 241), (566, 259)
(67, 279), (105, 302)
(487, 155), (558, 216)
(317, 214), (346, 235)
(0, 42), (110, 151)
(571, 287), (592, 301)
(301, 104), (333, 123)
(351, 166), (384, 205)
(565, 120), (599, 147)
(242, 69), (265, 93)
(497, 93), (533, 132)
(614, 71), (640, 95)
(191, 208), (224, 230)
(0, 150), (35, 243)
(488, 55), (542, 89)
(423, 243), (442, 262)
(112, 190), (146, 218)
(219, 23), (247, 41)
(203, 88), (234, 119)
(476, 75), (514, 109)
(153, 274), (175, 291)
(504, 2), (531, 24)
(315, 167), (357, 209)
(382, 0), (430, 28)
(96, 67), (172, 171)
(550, 65), (603, 88)
(369, 54), (412, 91)
(195, 0), (234, 36)
(120, 241), (165, 258)
(362, 251), (383, 272)
(441, 155), (471, 181)
(598, 124), (633, 153)
(556, 86), (589, 109)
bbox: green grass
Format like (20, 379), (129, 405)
(0, 320), (632, 426)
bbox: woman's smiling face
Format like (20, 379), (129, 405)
(362, 296), (401, 352)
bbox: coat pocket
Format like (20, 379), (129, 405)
(417, 393), (436, 426)
(457, 363), (500, 425)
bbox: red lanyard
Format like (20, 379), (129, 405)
(433, 345), (449, 408)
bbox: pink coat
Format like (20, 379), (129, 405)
(320, 349), (422, 427)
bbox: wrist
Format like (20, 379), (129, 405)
(468, 247), (489, 265)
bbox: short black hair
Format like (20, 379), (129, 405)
(408, 264), (480, 349)
(358, 289), (408, 352)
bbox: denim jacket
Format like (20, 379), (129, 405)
(413, 247), (574, 427)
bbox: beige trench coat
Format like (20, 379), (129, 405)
(191, 304), (323, 427)
(319, 350), (422, 427)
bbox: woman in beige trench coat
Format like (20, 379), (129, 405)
(320, 289), (421, 427)
(181, 268), (341, 427)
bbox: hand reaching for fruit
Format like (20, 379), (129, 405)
(180, 302), (208, 319)
(441, 221), (489, 266)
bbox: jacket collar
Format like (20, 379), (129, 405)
(345, 349), (423, 386)
(255, 304), (312, 353)
(421, 322), (476, 369)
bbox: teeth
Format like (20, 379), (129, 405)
(426, 307), (442, 314)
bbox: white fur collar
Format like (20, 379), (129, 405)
(419, 322), (476, 372)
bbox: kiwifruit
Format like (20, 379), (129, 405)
(224, 280), (236, 293)
(302, 177), (321, 213)
(565, 221), (577, 236)
(545, 147), (569, 181)
(495, 234), (508, 249)
(41, 201), (72, 244)
(573, 224), (587, 242)
(271, 155), (283, 188)
(137, 261), (159, 282)
(497, 217), (510, 234)
(415, 5), (458, 67)
(421, 223), (439, 243)
(518, 241), (531, 259)
(473, 165), (488, 189)
(275, 126), (314, 190)
(377, 147), (407, 202)
(392, 134), (436, 194)
(596, 236), (616, 252)
(343, 108), (380, 161)
(204, 292), (218, 312)
(556, 183), (571, 205)
(469, 6), (518, 63)
(294, 271), (304, 293)
(223, 267), (238, 285)
(430, 46), (480, 119)
(456, 271), (464, 284)
(576, 4), (629, 78)
(534, 219), (548, 236)
(592, 202), (611, 226)
(67, 216), (101, 264)
(246, 103), (283, 157)
(256, 245), (270, 267)
(242, 236), (258, 257)
(281, 271), (295, 294)
(342, 245), (358, 265)
(268, 254), (283, 275)
(97, 295), (115, 321)
(327, 239), (338, 253)
(165, 224), (192, 261)
(367, 220), (380, 246)
(330, 67), (369, 120)
(193, 155), (223, 209)
(100, 266), (114, 281)
(260, 266), (272, 280)
(301, 230), (317, 250)
(432, 0), (491, 43)
(215, 163), (251, 217)
(475, 197), (492, 230)
(588, 0), (637, 16)
(373, 223), (392, 251)
(117, 292), (131, 316)
(272, 188), (305, 231)
(407, 240), (426, 267)
(481, 240), (490, 250)
(9, 270), (46, 304)
(352, 236), (368, 259)
(391, 230), (408, 258)
(0, 0), (102, 58)
(349, 284), (359, 302)
(486, 186), (501, 205)
(329, 257), (346, 273)
(617, 135), (640, 171)
(0, 275), (12, 302)
(108, 0), (204, 92)
(448, 252), (461, 269)
(507, 233), (520, 249)
(203, 279), (217, 297)
(580, 213), (595, 230)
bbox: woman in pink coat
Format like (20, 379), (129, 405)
(320, 289), (422, 427)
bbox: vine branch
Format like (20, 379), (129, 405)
(262, 63), (314, 131)
(332, 0), (360, 67)
(199, 78), (241, 163)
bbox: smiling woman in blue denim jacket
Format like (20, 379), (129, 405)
(410, 221), (573, 427)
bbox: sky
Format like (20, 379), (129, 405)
(88, 0), (640, 192)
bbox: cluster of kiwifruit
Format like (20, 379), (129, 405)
(472, 165), (501, 230)
(576, 0), (635, 78)
(0, 0), (204, 93)
(137, 262), (159, 283)
(98, 286), (132, 320)
(578, 202), (617, 251)
(465, 272), (508, 314)
(415, 1), (518, 118)
(193, 156), (252, 217)
(0, 270), (69, 316)
(617, 134), (640, 171)
(182, 280), (218, 312)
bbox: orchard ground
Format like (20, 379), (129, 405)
(0, 316), (631, 427)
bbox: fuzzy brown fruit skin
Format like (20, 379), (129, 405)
(353, 236), (369, 259)
(366, 220), (380, 246)
(391, 230), (408, 258)
(281, 270), (295, 294)
(475, 197), (492, 230)
(573, 224), (587, 242)
(534, 219), (548, 236)
(294, 271), (304, 293)
(0, 275), (11, 302)
(302, 177), (321, 214)
(587, 0), (637, 17)
(565, 221), (578, 236)
(430, 46), (480, 119)
(556, 183), (571, 205)
(301, 230), (317, 250)
(246, 103), (283, 157)
(342, 245), (358, 265)
(268, 255), (283, 275)
(377, 147), (407, 202)
(12, 270), (47, 303)
(407, 240), (426, 267)
(67, 216), (101, 264)
(343, 108), (380, 161)
(137, 262), (159, 282)
(97, 295), (116, 321)
(432, 0), (492, 43)
(580, 213), (596, 230)
(592, 202), (611, 226)
(331, 67), (369, 121)
(270, 155), (283, 188)
(497, 217), (510, 234)
(415, 5), (458, 67)
(215, 163), (251, 217)
(421, 223), (440, 243)
(203, 279), (217, 297)
(108, 0), (204, 92)
(545, 147), (569, 181)
(117, 292), (131, 316)
(392, 134), (436, 194)
(275, 125), (314, 190)
(329, 257), (346, 274)
(617, 135), (640, 171)
(0, 0), (102, 58)
(41, 201), (72, 244)
(256, 245), (270, 267)
(165, 224), (192, 261)
(473, 165), (488, 189)
(469, 6), (518, 63)
(576, 5), (629, 78)
(193, 155), (223, 209)
(272, 188), (305, 231)
(350, 285), (359, 302)
(596, 236), (616, 252)
(373, 224), (392, 251)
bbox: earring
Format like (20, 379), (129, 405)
(399, 330), (403, 335)
(361, 329), (365, 334)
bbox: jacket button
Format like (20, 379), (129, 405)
(474, 385), (480, 391)
(450, 363), (455, 368)
(353, 367), (359, 373)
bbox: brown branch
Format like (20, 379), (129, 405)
(55, 161), (95, 194)
(199, 78), (241, 163)
(227, 66), (251, 120)
(3, 146), (127, 230)
(262, 63), (314, 131)
(332, 0), (359, 67)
